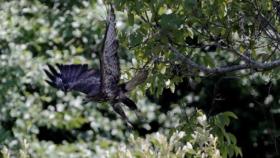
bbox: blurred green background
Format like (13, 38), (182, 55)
(0, 0), (280, 158)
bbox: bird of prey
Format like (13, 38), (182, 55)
(44, 6), (148, 127)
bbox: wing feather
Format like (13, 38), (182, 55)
(45, 64), (100, 96)
(100, 6), (120, 99)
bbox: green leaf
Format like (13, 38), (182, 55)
(228, 133), (237, 145)
(223, 112), (238, 119)
(186, 27), (194, 39)
(127, 11), (134, 26)
(129, 32), (143, 47)
(203, 54), (215, 67)
(234, 146), (243, 157)
(216, 2), (228, 19)
(159, 14), (182, 29)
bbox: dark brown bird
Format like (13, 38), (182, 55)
(44, 6), (148, 127)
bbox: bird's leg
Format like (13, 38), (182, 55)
(112, 103), (134, 130)
(120, 97), (141, 119)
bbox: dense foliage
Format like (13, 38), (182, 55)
(1, 0), (280, 157)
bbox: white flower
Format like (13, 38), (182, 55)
(191, 131), (198, 140)
(71, 21), (80, 28)
(184, 142), (193, 153)
(119, 144), (127, 152)
(178, 131), (186, 139)
(213, 150), (221, 158)
(197, 114), (207, 127)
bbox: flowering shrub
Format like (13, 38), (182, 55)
(0, 0), (242, 157)
(1, 110), (241, 158)
(110, 110), (240, 158)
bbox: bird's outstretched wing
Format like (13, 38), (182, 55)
(100, 6), (120, 99)
(44, 64), (100, 96)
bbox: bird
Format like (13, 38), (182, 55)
(44, 5), (148, 127)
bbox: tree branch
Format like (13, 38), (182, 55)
(169, 44), (280, 75)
